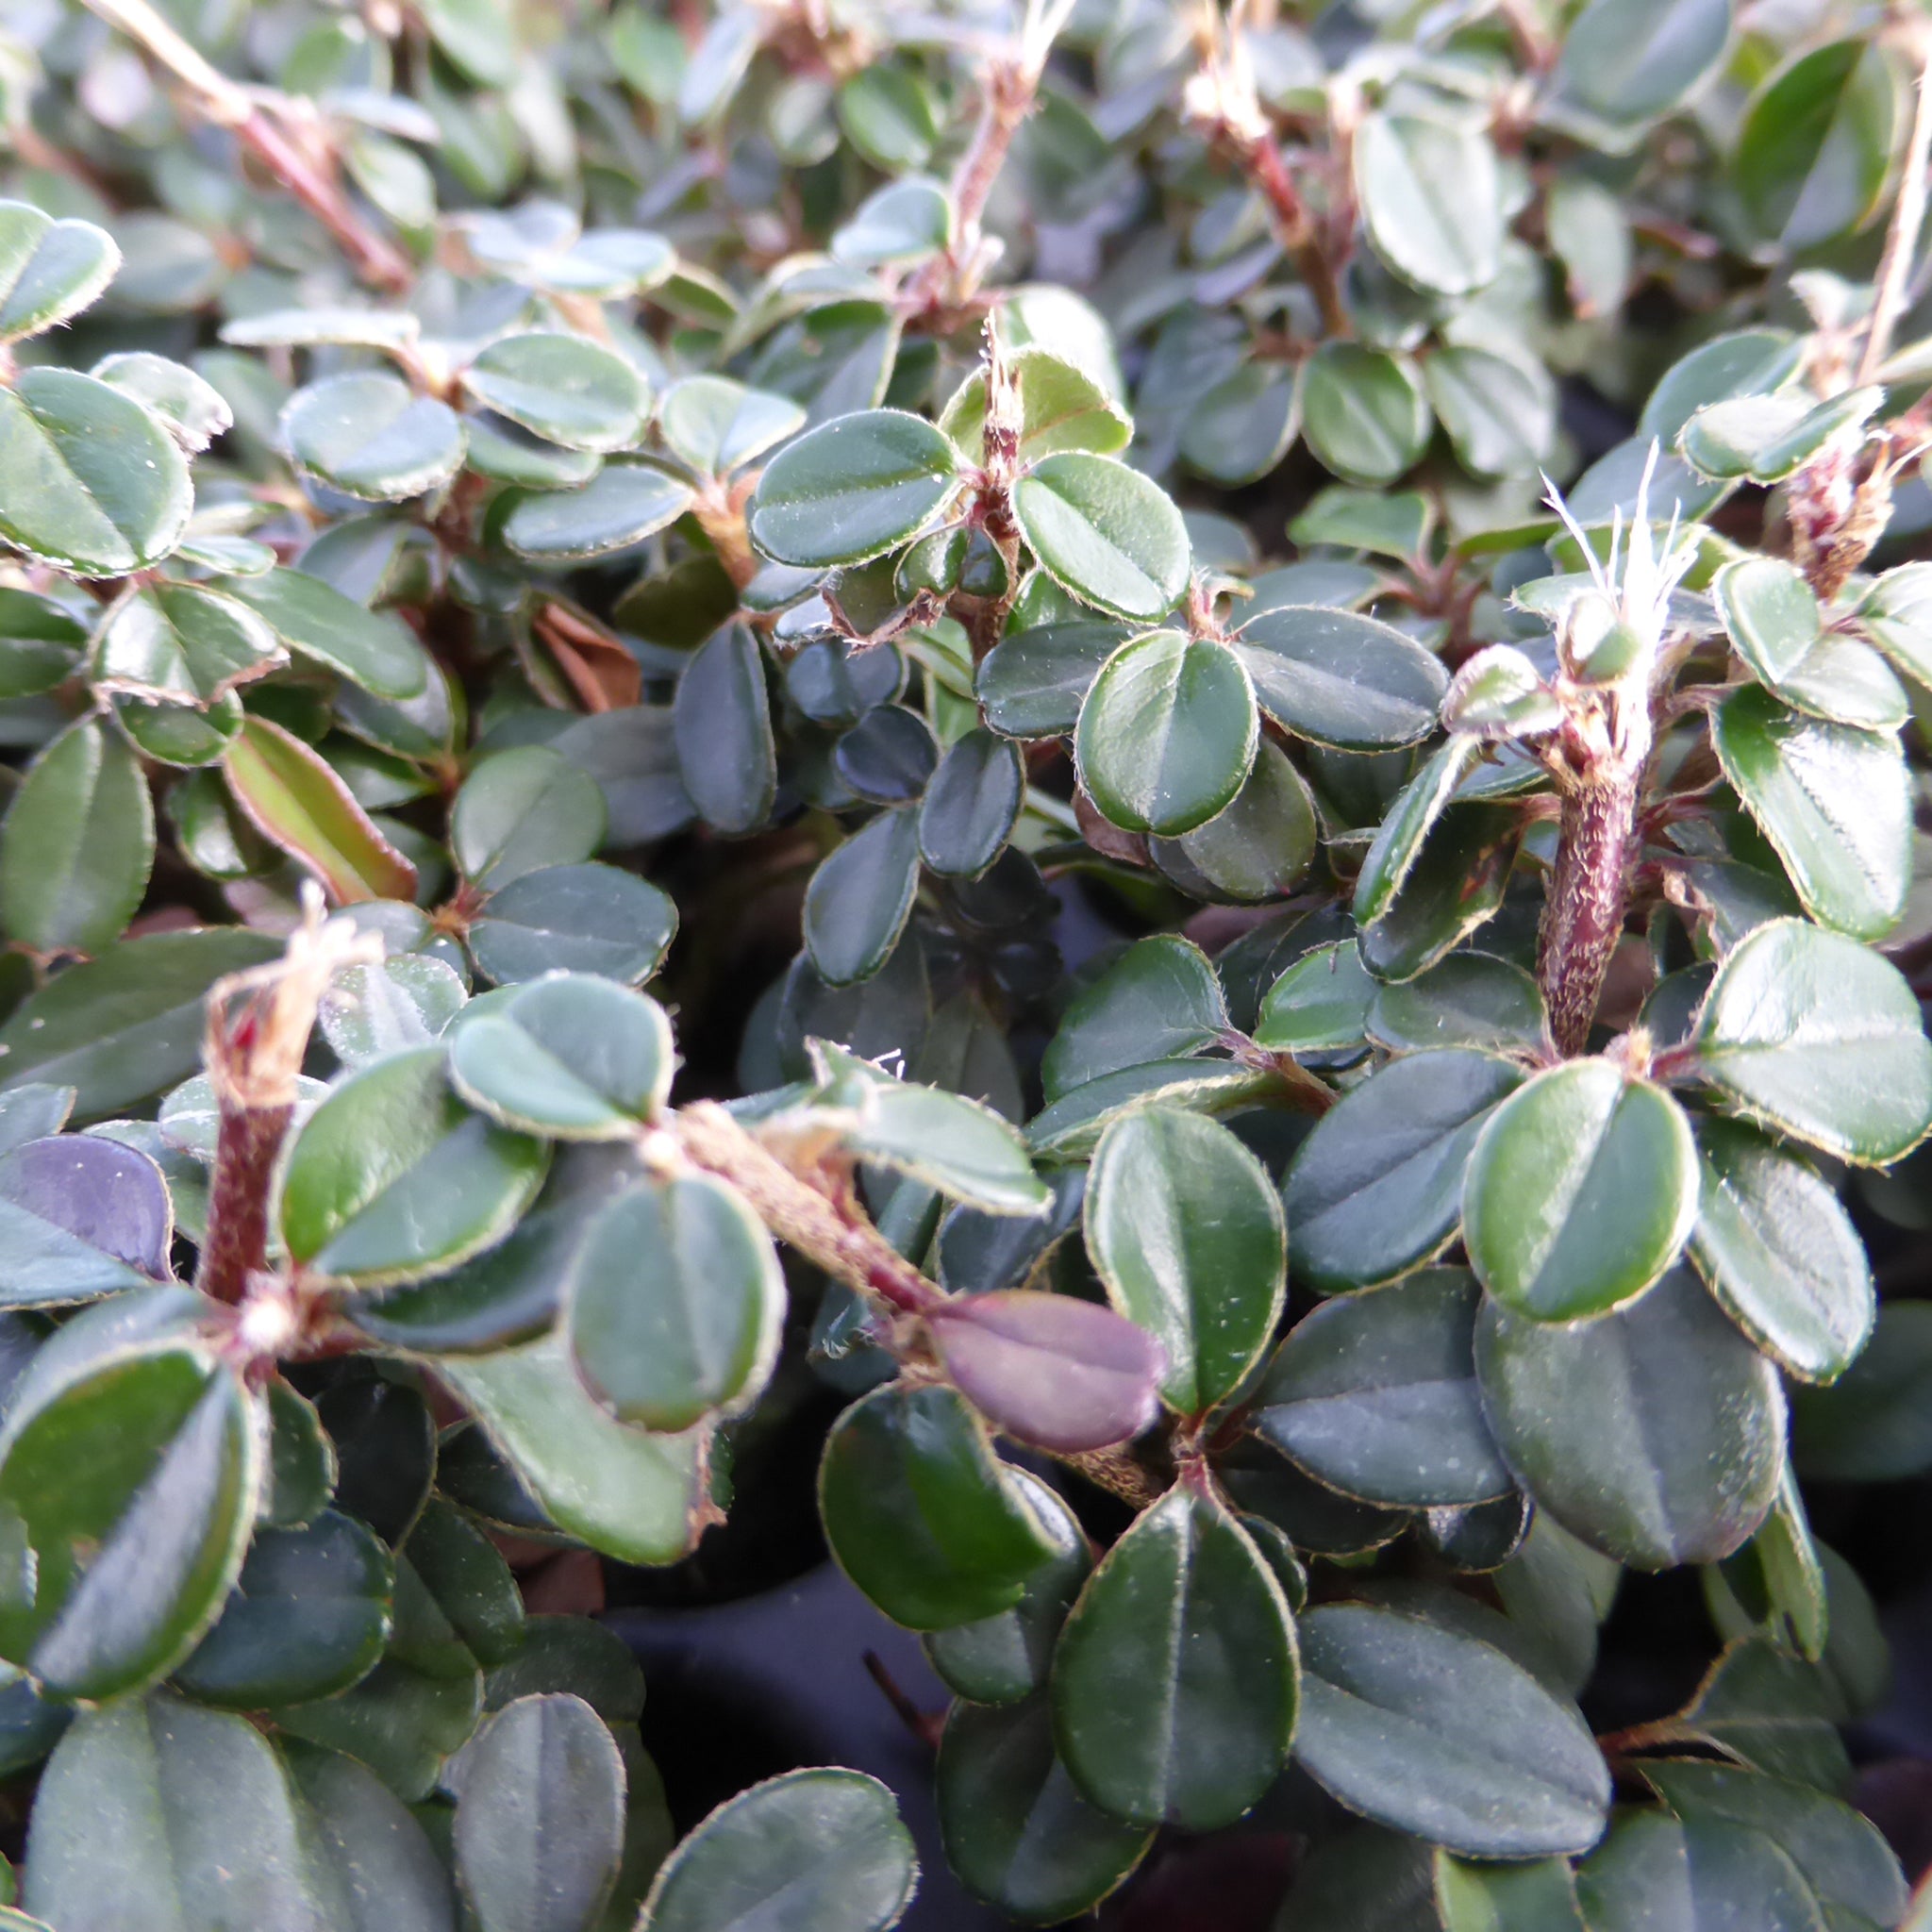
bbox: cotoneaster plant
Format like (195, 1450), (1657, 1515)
(0, 0), (1929, 1924)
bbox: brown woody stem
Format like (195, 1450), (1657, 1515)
(1241, 134), (1350, 337)
(1859, 35), (1932, 386)
(196, 890), (381, 1304)
(664, 1101), (1164, 1508)
(79, 0), (412, 291)
(669, 1102), (943, 1315)
(1538, 773), (1639, 1057)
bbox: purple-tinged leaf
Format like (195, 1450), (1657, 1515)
(0, 1136), (174, 1304)
(928, 1290), (1164, 1453)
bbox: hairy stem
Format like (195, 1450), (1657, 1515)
(80, 0), (413, 291)
(1538, 773), (1639, 1057)
(670, 1102), (943, 1315)
(1239, 133), (1350, 337)
(196, 891), (380, 1304)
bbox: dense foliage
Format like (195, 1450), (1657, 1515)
(0, 0), (1930, 1921)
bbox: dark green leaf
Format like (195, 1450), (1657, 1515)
(284, 374), (466, 502)
(274, 1655), (483, 1803)
(657, 375), (805, 476)
(1435, 1851), (1586, 1931)
(462, 333), (651, 454)
(225, 567), (431, 701)
(937, 1695), (1151, 1924)
(0, 929), (279, 1119)
(0, 719), (154, 956)
(1790, 1300), (1932, 1480)
(469, 863), (677, 987)
(1012, 454), (1190, 622)
(818, 1381), (1058, 1629)
(449, 975), (673, 1138)
(749, 409), (961, 568)
(1736, 40), (1897, 250)
(503, 464), (694, 564)
(924, 1473), (1089, 1704)
(1355, 113), (1502, 296)
(1285, 1050), (1524, 1291)
(453, 747), (608, 890)
(438, 1336), (708, 1564)
(565, 1174), (782, 1431)
(1692, 917), (1932, 1163)
(1294, 1604), (1609, 1857)
(1052, 1487), (1297, 1830)
(1711, 687), (1909, 941)
(1255, 1271), (1512, 1507)
(276, 1046), (549, 1289)
(455, 1693), (625, 1932)
(1552, 0), (1735, 129)
(639, 1769), (917, 1932)
(1235, 607), (1448, 751)
(0, 204), (119, 342)
(1074, 629), (1257, 835)
(92, 583), (283, 706)
(0, 1330), (258, 1699)
(919, 728), (1023, 877)
(0, 369), (192, 575)
(1576, 1809), (1826, 1931)
(1301, 344), (1430, 487)
(1085, 1106), (1284, 1414)
(175, 1509), (393, 1707)
(23, 1695), (316, 1932)
(284, 1740), (458, 1932)
(803, 807), (920, 985)
(675, 625), (776, 836)
(1474, 1267), (1785, 1568)
(975, 620), (1127, 739)
(1464, 1058), (1698, 1322)
(1690, 1118), (1873, 1382)
(1368, 952), (1549, 1055)
(1041, 934), (1226, 1100)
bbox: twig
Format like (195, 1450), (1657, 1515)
(1860, 35), (1932, 384)
(902, 0), (1077, 311)
(79, 0), (413, 291)
(1181, 17), (1349, 336)
(196, 887), (380, 1305)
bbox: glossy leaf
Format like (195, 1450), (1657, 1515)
(1301, 344), (1430, 487)
(0, 1328), (259, 1700)
(0, 369), (192, 575)
(1012, 454), (1190, 622)
(438, 1335), (708, 1564)
(1085, 1106), (1285, 1414)
(462, 332), (651, 453)
(1253, 940), (1377, 1053)
(225, 567), (430, 701)
(749, 409), (961, 567)
(938, 1696), (1151, 1924)
(639, 1769), (917, 1932)
(1285, 1050), (1524, 1291)
(1052, 1487), (1297, 1830)
(1692, 918), (1932, 1163)
(1295, 1603), (1609, 1857)
(1254, 1271), (1512, 1507)
(23, 1696), (316, 1932)
(175, 1509), (393, 1707)
(1475, 1267), (1785, 1568)
(502, 464), (694, 564)
(1464, 1059), (1698, 1322)
(1356, 113), (1502, 296)
(1074, 629), (1257, 835)
(566, 1174), (782, 1431)
(276, 1045), (549, 1289)
(1711, 686), (1909, 941)
(1235, 606), (1448, 751)
(1575, 1809), (1827, 1932)
(1690, 1118), (1873, 1382)
(1041, 934), (1226, 1100)
(819, 1381), (1058, 1630)
(92, 583), (283, 706)
(455, 1693), (625, 1932)
(1737, 40), (1897, 250)
(803, 807), (921, 985)
(449, 974), (673, 1138)
(0, 204), (119, 342)
(468, 863), (677, 987)
(452, 747), (607, 890)
(919, 728), (1023, 877)
(284, 373), (465, 502)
